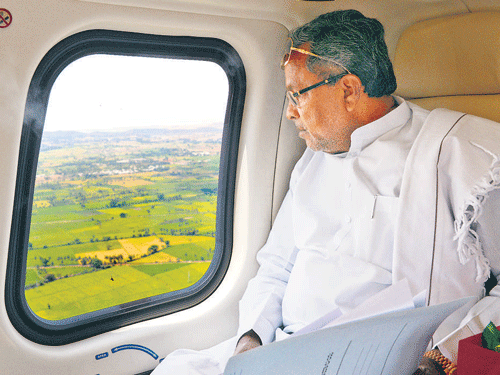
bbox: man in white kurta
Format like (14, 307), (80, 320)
(237, 97), (427, 345)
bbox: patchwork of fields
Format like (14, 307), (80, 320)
(25, 128), (221, 321)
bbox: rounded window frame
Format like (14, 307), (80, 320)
(5, 29), (245, 345)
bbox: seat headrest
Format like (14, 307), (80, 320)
(394, 12), (500, 99)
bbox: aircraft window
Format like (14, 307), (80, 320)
(6, 30), (245, 345)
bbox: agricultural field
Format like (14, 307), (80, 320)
(25, 127), (221, 321)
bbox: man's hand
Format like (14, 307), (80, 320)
(411, 355), (446, 375)
(233, 330), (262, 355)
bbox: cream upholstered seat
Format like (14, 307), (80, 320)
(394, 12), (500, 123)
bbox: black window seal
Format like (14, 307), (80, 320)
(5, 29), (245, 346)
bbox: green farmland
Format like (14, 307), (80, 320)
(25, 127), (221, 321)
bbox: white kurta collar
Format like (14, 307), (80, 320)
(344, 96), (411, 157)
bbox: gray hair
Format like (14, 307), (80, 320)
(290, 10), (397, 97)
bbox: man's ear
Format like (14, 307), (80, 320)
(338, 75), (364, 112)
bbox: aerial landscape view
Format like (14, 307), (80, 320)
(24, 126), (221, 321)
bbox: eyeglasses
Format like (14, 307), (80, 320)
(281, 39), (351, 107)
(286, 74), (346, 107)
(281, 38), (352, 75)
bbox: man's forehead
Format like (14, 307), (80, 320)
(289, 42), (312, 62)
(284, 50), (320, 88)
(287, 47), (309, 68)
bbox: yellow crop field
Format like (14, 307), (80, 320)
(191, 202), (215, 212)
(131, 252), (178, 264)
(119, 237), (164, 255)
(77, 248), (130, 263)
(162, 235), (214, 246)
(109, 178), (153, 187)
(76, 236), (166, 264)
(34, 200), (51, 208)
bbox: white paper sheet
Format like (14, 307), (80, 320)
(224, 296), (473, 375)
(294, 279), (421, 336)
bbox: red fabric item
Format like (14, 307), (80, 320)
(457, 328), (500, 375)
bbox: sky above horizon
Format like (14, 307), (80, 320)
(44, 54), (229, 133)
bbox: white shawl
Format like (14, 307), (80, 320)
(393, 108), (500, 344)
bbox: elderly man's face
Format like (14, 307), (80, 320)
(284, 51), (356, 154)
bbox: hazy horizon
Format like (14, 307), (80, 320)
(45, 54), (229, 133)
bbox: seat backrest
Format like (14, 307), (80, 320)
(394, 12), (500, 123)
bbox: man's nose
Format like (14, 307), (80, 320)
(286, 101), (299, 120)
